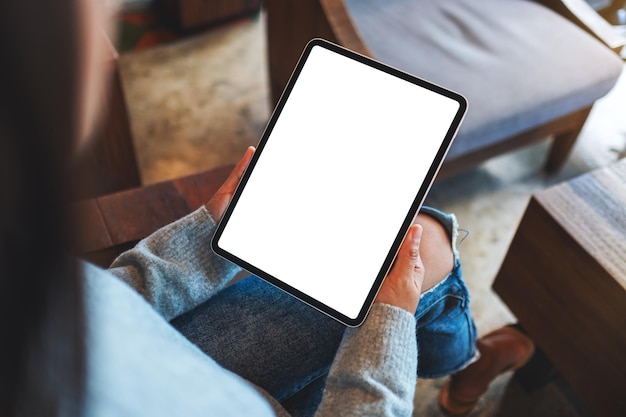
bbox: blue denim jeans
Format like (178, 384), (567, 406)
(171, 206), (477, 416)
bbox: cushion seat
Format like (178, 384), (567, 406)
(345, 0), (624, 160)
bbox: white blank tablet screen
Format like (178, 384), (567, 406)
(215, 42), (464, 324)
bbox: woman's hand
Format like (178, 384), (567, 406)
(205, 146), (255, 221)
(374, 224), (425, 314)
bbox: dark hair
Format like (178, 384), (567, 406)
(0, 1), (85, 415)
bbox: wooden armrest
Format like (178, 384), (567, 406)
(536, 0), (626, 52)
(319, 0), (370, 56)
(266, 0), (371, 106)
(72, 164), (234, 267)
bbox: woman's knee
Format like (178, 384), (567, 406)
(414, 213), (455, 292)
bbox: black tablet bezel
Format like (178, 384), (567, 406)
(211, 39), (466, 327)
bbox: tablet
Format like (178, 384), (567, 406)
(212, 39), (466, 326)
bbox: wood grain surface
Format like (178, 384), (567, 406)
(160, 0), (261, 30)
(73, 34), (141, 199)
(73, 164), (233, 267)
(493, 158), (626, 417)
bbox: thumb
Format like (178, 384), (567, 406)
(375, 224), (424, 313)
(396, 224), (424, 282)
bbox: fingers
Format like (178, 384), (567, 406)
(396, 224), (424, 284)
(221, 146), (255, 192)
(205, 146), (255, 220)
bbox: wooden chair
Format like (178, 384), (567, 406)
(265, 0), (625, 181)
(73, 33), (141, 200)
(158, 0), (261, 30)
(73, 164), (233, 267)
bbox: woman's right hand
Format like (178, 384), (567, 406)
(374, 224), (424, 314)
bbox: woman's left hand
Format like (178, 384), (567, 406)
(374, 224), (424, 314)
(205, 146), (255, 221)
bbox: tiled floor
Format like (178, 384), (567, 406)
(117, 12), (626, 416)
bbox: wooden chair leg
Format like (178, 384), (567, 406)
(266, 0), (369, 106)
(545, 106), (592, 173)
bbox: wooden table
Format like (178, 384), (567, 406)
(493, 159), (626, 417)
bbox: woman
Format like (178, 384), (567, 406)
(0, 1), (534, 416)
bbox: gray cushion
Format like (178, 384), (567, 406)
(345, 0), (624, 159)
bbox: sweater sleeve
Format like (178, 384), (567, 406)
(107, 206), (241, 321)
(315, 303), (418, 417)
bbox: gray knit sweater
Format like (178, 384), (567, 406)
(83, 207), (417, 416)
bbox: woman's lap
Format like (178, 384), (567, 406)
(171, 207), (477, 410)
(171, 274), (344, 403)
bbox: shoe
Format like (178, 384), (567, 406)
(438, 325), (535, 416)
